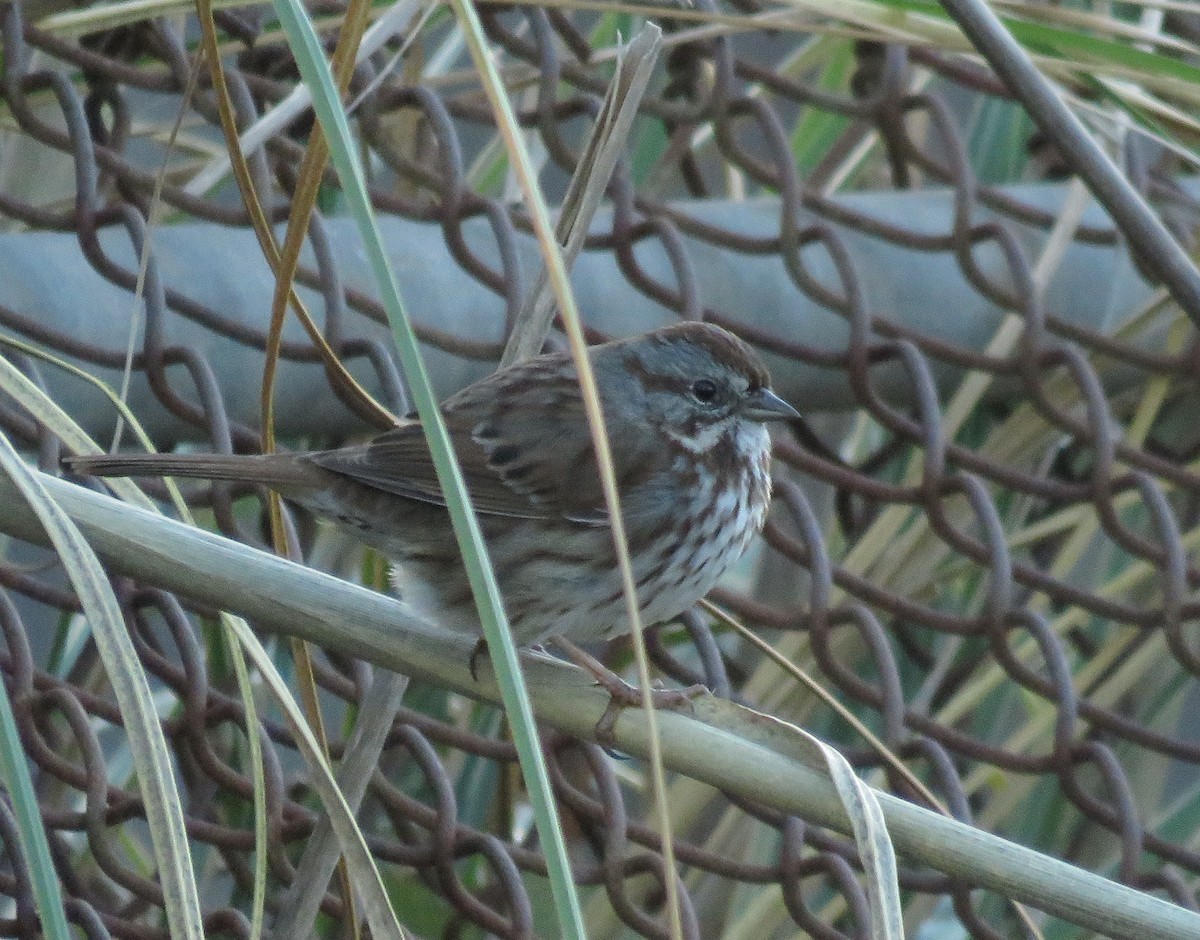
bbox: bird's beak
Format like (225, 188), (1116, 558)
(743, 387), (800, 422)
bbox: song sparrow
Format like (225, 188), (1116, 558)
(67, 322), (797, 647)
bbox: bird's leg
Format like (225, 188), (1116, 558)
(469, 638), (489, 682)
(552, 637), (705, 746)
(469, 639), (551, 681)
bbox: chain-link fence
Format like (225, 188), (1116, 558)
(2, 0), (1200, 936)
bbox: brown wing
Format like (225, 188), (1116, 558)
(309, 360), (610, 524)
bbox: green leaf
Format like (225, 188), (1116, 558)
(0, 650), (73, 940)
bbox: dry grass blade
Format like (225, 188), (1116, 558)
(500, 24), (662, 366)
(0, 438), (205, 940)
(819, 735), (903, 939)
(270, 671), (411, 940)
(703, 599), (949, 815)
(193, 0), (396, 430)
(184, 0), (425, 196)
(191, 3), (387, 929)
(447, 0), (684, 934)
(707, 601), (1047, 939)
(223, 619), (410, 940)
(264, 0), (375, 910)
(0, 339), (273, 940)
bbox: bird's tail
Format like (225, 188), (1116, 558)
(64, 452), (326, 494)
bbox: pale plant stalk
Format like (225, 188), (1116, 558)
(5, 465), (1200, 938)
(445, 1), (684, 935)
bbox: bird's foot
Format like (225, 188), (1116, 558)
(553, 637), (705, 747)
(469, 639), (549, 681)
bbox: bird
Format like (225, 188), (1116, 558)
(66, 322), (798, 649)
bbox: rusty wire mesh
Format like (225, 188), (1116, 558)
(2, 0), (1200, 937)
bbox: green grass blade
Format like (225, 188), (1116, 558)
(0, 654), (73, 940)
(790, 38), (855, 175)
(445, 0), (684, 933)
(222, 622), (268, 940)
(863, 0), (1200, 90)
(264, 2), (587, 935)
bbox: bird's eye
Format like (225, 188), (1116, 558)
(691, 379), (719, 403)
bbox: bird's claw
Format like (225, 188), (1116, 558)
(552, 636), (705, 746)
(592, 680), (705, 748)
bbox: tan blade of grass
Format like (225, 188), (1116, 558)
(750, 178), (1093, 721)
(500, 25), (661, 366)
(0, 332), (406, 940)
(184, 0), (425, 196)
(0, 433), (205, 940)
(448, 0), (685, 933)
(706, 600), (1049, 938)
(1, 338), (271, 940)
(257, 0), (385, 931)
(190, 3), (397, 929)
(193, 3), (397, 430)
(270, 670), (411, 940)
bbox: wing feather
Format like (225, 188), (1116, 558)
(309, 360), (611, 524)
